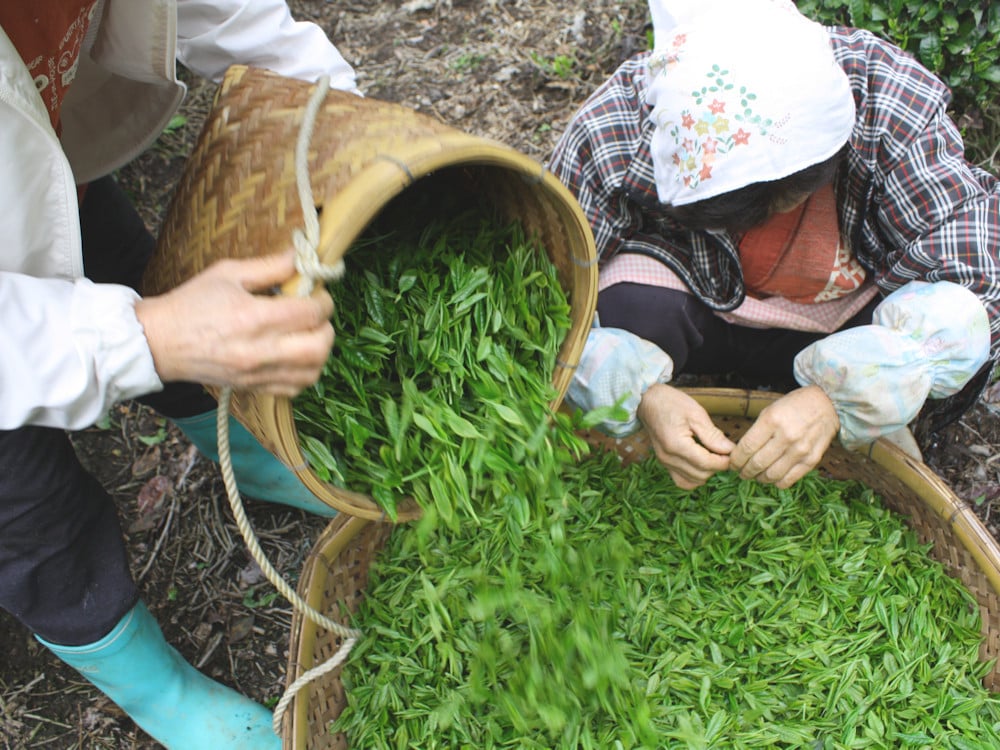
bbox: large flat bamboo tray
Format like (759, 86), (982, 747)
(282, 387), (1000, 749)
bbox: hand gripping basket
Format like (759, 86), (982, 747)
(282, 388), (1000, 749)
(141, 65), (598, 521)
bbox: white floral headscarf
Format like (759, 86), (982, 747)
(646, 0), (856, 206)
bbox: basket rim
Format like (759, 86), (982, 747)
(307, 137), (590, 270)
(280, 154), (597, 521)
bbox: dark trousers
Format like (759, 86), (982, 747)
(597, 282), (879, 390)
(0, 177), (215, 645)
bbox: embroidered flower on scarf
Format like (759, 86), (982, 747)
(653, 58), (782, 193)
(648, 33), (686, 77)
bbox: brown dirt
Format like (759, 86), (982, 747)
(1, 1), (997, 748)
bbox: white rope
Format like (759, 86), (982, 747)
(216, 388), (359, 736)
(213, 75), (361, 738)
(291, 75), (345, 296)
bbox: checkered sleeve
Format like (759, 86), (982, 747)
(874, 106), (1000, 360)
(547, 60), (649, 261)
(834, 26), (1000, 363)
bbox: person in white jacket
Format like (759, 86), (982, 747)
(0, 2), (359, 748)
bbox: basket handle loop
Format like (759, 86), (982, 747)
(283, 73), (346, 298)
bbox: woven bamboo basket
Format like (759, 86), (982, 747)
(282, 387), (1000, 749)
(141, 65), (597, 521)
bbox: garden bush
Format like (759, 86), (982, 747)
(796, 0), (1000, 117)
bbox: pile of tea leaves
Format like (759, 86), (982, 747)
(293, 209), (589, 525)
(335, 458), (1000, 749)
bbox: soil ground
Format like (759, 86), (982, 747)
(1, 1), (997, 748)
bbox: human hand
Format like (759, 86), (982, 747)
(729, 386), (839, 489)
(135, 251), (334, 397)
(637, 383), (735, 489)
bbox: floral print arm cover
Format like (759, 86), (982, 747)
(566, 322), (674, 438)
(794, 281), (991, 450)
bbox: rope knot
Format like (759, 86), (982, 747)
(293, 226), (345, 297)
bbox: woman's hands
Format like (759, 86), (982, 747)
(729, 385), (839, 489)
(637, 383), (839, 490)
(135, 251), (334, 397)
(637, 383), (735, 489)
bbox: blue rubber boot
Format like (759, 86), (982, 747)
(37, 601), (281, 750)
(172, 410), (337, 517)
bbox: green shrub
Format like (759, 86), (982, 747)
(797, 0), (1000, 114)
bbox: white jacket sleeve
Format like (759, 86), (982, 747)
(0, 273), (162, 430)
(175, 0), (359, 93)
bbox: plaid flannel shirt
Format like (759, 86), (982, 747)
(547, 26), (1000, 362)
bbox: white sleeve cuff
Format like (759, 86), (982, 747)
(68, 280), (164, 426)
(0, 275), (163, 430)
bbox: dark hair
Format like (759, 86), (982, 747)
(663, 147), (846, 235)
